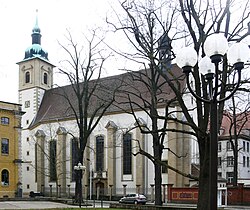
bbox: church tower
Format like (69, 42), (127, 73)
(17, 14), (54, 117)
(17, 14), (55, 195)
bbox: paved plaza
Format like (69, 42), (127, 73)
(2, 201), (250, 210)
(0, 200), (111, 209)
(0, 201), (77, 209)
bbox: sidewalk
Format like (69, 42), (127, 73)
(0, 200), (109, 209)
(164, 202), (250, 210)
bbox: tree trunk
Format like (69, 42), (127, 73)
(75, 148), (84, 205)
(197, 162), (210, 210)
(233, 146), (238, 186)
(74, 172), (80, 202)
(154, 161), (162, 205)
(197, 138), (210, 210)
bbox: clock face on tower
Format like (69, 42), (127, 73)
(25, 101), (30, 108)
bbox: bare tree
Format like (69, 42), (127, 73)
(56, 29), (117, 203)
(108, 0), (250, 208)
(29, 124), (72, 196)
(222, 94), (250, 186)
(114, 66), (197, 205)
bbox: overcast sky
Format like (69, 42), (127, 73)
(1, 0), (249, 104)
(0, 0), (125, 103)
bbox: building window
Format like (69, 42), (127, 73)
(218, 157), (222, 167)
(226, 172), (234, 183)
(123, 133), (132, 175)
(25, 71), (30, 83)
(71, 138), (79, 182)
(226, 141), (233, 151)
(243, 141), (246, 151)
(27, 137), (29, 142)
(27, 184), (30, 189)
(247, 157), (250, 167)
(27, 166), (29, 171)
(1, 169), (9, 186)
(247, 142), (249, 153)
(243, 156), (246, 167)
(49, 140), (57, 182)
(26, 151), (29, 156)
(227, 156), (234, 166)
(26, 120), (29, 125)
(218, 142), (222, 152)
(1, 117), (9, 125)
(162, 160), (168, 173)
(43, 72), (48, 84)
(1, 138), (9, 155)
(96, 136), (104, 172)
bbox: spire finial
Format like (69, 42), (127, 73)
(32, 9), (40, 34)
(35, 9), (39, 28)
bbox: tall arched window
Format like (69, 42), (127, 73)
(25, 72), (30, 83)
(1, 169), (9, 186)
(43, 72), (48, 84)
(123, 133), (132, 175)
(49, 140), (57, 181)
(96, 136), (104, 172)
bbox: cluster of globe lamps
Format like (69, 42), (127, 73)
(176, 33), (249, 210)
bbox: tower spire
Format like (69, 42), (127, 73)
(32, 9), (41, 45)
(24, 10), (48, 60)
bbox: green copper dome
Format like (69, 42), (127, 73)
(25, 44), (48, 60)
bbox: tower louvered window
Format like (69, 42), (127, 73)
(25, 72), (30, 83)
(43, 72), (48, 84)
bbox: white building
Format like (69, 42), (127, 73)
(17, 18), (193, 198)
(218, 113), (250, 185)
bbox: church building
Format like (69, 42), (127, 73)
(17, 17), (192, 199)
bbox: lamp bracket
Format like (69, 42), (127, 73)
(182, 66), (192, 74)
(210, 54), (223, 64)
(205, 72), (214, 81)
(234, 62), (244, 71)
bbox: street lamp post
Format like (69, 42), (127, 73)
(176, 33), (249, 210)
(74, 162), (86, 208)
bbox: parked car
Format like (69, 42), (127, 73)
(119, 193), (147, 204)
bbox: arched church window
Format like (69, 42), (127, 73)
(25, 72), (30, 83)
(96, 136), (104, 172)
(49, 140), (57, 181)
(1, 169), (9, 186)
(43, 72), (48, 84)
(123, 133), (132, 175)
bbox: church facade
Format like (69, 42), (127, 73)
(17, 18), (192, 198)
